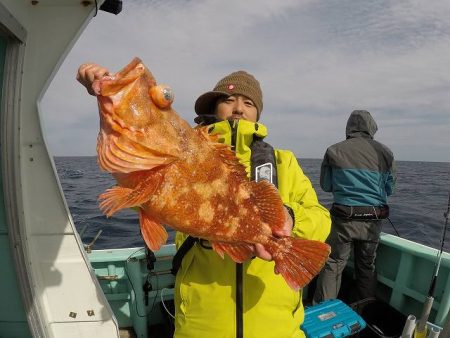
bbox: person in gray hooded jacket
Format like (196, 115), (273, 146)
(313, 109), (396, 303)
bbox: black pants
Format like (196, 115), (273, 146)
(313, 215), (382, 303)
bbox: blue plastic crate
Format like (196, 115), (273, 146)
(301, 299), (366, 338)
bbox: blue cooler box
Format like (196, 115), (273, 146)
(301, 299), (366, 338)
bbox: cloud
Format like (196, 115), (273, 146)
(40, 0), (450, 161)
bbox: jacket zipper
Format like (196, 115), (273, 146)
(230, 120), (243, 338)
(236, 263), (243, 338)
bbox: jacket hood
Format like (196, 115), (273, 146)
(345, 110), (378, 139)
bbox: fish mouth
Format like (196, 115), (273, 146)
(94, 57), (148, 97)
(115, 57), (145, 79)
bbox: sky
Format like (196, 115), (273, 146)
(40, 0), (450, 162)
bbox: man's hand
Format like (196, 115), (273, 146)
(76, 63), (111, 96)
(253, 207), (294, 263)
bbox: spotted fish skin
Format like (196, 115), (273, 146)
(93, 57), (330, 290)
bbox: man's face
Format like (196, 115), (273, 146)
(214, 94), (258, 122)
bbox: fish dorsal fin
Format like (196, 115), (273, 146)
(97, 130), (178, 173)
(195, 125), (218, 141)
(194, 126), (248, 179)
(250, 180), (286, 232)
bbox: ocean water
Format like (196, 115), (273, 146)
(54, 157), (450, 253)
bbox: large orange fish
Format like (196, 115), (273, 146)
(93, 57), (329, 290)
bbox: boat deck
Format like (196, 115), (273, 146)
(88, 233), (450, 336)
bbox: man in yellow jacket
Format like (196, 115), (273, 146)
(76, 64), (330, 337)
(174, 70), (331, 338)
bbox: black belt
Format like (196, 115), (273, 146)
(331, 203), (389, 220)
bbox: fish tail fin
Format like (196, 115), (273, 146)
(268, 237), (330, 290)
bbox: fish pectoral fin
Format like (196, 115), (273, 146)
(99, 186), (133, 217)
(99, 172), (163, 216)
(98, 131), (179, 174)
(251, 180), (286, 232)
(211, 241), (254, 263)
(139, 209), (168, 251)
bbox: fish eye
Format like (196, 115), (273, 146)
(150, 84), (174, 109)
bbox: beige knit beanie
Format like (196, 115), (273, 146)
(195, 70), (263, 119)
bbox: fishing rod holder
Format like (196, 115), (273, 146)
(84, 230), (103, 253)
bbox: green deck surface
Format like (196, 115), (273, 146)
(89, 246), (176, 338)
(376, 233), (450, 326)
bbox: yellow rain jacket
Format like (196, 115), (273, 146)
(174, 120), (331, 338)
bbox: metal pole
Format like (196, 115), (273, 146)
(416, 297), (433, 334)
(401, 314), (416, 338)
(416, 194), (450, 336)
(428, 326), (440, 338)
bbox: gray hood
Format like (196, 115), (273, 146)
(345, 110), (378, 139)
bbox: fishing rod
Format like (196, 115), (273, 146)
(388, 207), (442, 239)
(387, 217), (401, 237)
(414, 193), (450, 338)
(391, 205), (447, 242)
